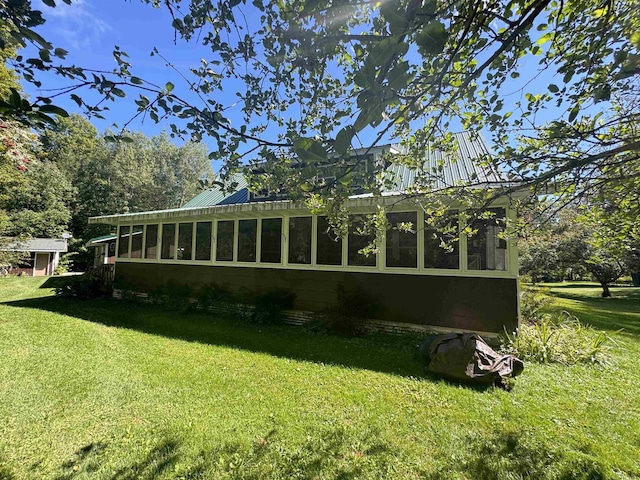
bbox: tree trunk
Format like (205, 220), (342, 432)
(600, 282), (611, 298)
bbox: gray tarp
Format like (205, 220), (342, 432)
(423, 333), (524, 387)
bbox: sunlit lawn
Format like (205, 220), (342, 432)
(1, 277), (639, 479)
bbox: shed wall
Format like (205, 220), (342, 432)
(115, 263), (519, 333)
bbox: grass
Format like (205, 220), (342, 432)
(0, 277), (639, 479)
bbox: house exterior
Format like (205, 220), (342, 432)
(89, 133), (521, 335)
(0, 238), (68, 276)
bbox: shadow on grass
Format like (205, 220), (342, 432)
(421, 429), (608, 480)
(2, 294), (426, 378)
(51, 439), (180, 480)
(181, 426), (392, 479)
(546, 290), (640, 335)
(44, 426), (393, 479)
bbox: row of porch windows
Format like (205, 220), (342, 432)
(117, 209), (507, 271)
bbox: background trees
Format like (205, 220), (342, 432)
(1, 0), (638, 214)
(37, 115), (213, 269)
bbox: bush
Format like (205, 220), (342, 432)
(251, 289), (296, 325)
(147, 282), (194, 312)
(55, 274), (112, 299)
(308, 284), (380, 337)
(501, 311), (613, 365)
(520, 286), (554, 323)
(197, 282), (236, 311)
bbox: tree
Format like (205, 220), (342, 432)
(38, 115), (213, 269)
(585, 250), (624, 298)
(519, 203), (589, 282)
(1, 0), (638, 224)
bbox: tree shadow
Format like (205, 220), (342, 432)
(546, 290), (640, 335)
(422, 429), (607, 480)
(50, 439), (180, 480)
(2, 295), (427, 378)
(0, 454), (16, 480)
(53, 442), (109, 480)
(176, 425), (392, 479)
(46, 427), (394, 479)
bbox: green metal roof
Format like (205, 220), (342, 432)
(180, 132), (501, 209)
(89, 132), (511, 225)
(182, 173), (248, 208)
(384, 131), (502, 192)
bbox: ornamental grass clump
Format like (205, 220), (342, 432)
(501, 311), (614, 365)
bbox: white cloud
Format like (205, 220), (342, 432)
(35, 0), (112, 49)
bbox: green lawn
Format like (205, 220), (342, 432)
(1, 277), (639, 479)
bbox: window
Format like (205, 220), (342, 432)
(130, 225), (144, 258)
(348, 215), (376, 267)
(316, 216), (342, 265)
(238, 219), (257, 262)
(386, 212), (417, 268)
(118, 226), (130, 258)
(467, 208), (507, 271)
(161, 223), (176, 260)
(261, 218), (282, 263)
(195, 222), (212, 261)
(216, 220), (234, 261)
(424, 213), (459, 269)
(288, 216), (312, 264)
(144, 224), (158, 259)
(177, 222), (193, 260)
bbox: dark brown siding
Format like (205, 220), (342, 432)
(115, 263), (519, 333)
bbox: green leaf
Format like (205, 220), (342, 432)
(39, 48), (51, 63)
(130, 77), (143, 85)
(334, 126), (354, 154)
(70, 94), (82, 107)
(53, 48), (68, 58)
(38, 104), (69, 117)
(293, 137), (327, 164)
(165, 82), (175, 92)
(42, 0), (56, 7)
(568, 105), (580, 123)
(416, 21), (448, 56)
(548, 84), (559, 93)
(111, 88), (126, 98)
(354, 68), (377, 90)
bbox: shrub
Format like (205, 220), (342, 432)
(309, 284), (381, 337)
(501, 311), (613, 365)
(197, 282), (236, 311)
(520, 286), (554, 323)
(147, 282), (194, 312)
(55, 274), (112, 299)
(251, 289), (296, 325)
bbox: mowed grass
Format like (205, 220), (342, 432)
(1, 277), (639, 479)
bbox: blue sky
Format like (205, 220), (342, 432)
(20, 0), (577, 166)
(25, 1), (251, 157)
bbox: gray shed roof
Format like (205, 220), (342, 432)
(1, 238), (68, 253)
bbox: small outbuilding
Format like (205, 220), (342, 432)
(1, 237), (68, 276)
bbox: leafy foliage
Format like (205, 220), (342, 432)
(504, 285), (614, 364)
(307, 284), (382, 337)
(502, 311), (613, 365)
(37, 115), (213, 269)
(147, 281), (194, 312)
(54, 274), (112, 299)
(1, 0), (638, 221)
(251, 289), (297, 325)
